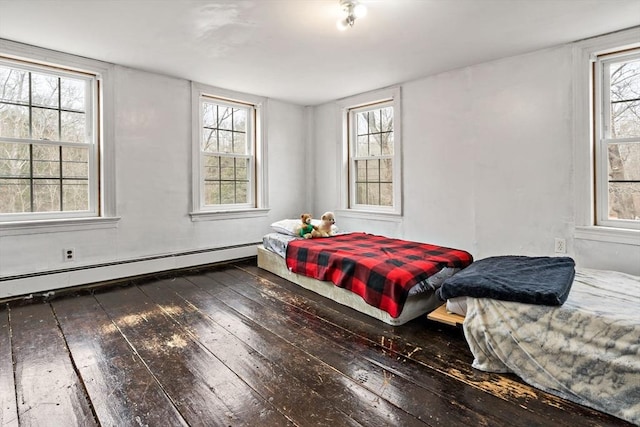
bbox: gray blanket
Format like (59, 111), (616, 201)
(436, 255), (575, 305)
(463, 268), (640, 425)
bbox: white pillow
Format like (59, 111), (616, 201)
(270, 219), (308, 236)
(271, 218), (336, 236)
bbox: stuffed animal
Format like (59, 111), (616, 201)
(317, 211), (336, 237)
(297, 213), (321, 239)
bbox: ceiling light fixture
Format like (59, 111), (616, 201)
(336, 0), (367, 31)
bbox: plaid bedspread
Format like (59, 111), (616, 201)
(286, 233), (473, 318)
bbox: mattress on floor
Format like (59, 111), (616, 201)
(258, 232), (470, 325)
(463, 268), (640, 425)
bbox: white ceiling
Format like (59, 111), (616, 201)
(0, 0), (639, 106)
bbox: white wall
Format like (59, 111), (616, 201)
(312, 44), (640, 275)
(2, 36), (639, 298)
(0, 63), (308, 295)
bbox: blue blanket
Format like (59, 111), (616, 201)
(436, 256), (575, 305)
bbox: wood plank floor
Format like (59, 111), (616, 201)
(0, 258), (633, 426)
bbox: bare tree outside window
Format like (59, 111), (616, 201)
(0, 62), (91, 215)
(606, 56), (640, 221)
(352, 104), (394, 207)
(201, 99), (252, 206)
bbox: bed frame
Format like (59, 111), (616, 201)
(257, 245), (442, 326)
(427, 304), (465, 327)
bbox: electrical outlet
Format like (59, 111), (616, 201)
(554, 238), (566, 254)
(63, 248), (75, 262)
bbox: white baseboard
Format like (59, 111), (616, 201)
(0, 244), (257, 300)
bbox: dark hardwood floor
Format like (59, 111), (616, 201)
(0, 258), (632, 426)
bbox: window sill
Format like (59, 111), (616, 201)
(190, 208), (270, 222)
(335, 209), (403, 223)
(0, 216), (121, 237)
(575, 226), (640, 246)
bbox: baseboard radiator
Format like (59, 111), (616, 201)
(0, 243), (259, 301)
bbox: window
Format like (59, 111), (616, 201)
(351, 102), (394, 206)
(0, 56), (100, 222)
(191, 83), (267, 219)
(201, 98), (253, 206)
(341, 87), (401, 215)
(594, 48), (640, 229)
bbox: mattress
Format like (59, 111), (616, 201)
(445, 297), (467, 316)
(258, 232), (466, 325)
(463, 268), (640, 425)
(262, 232), (459, 296)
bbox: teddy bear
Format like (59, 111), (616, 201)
(316, 211), (336, 237)
(297, 213), (321, 239)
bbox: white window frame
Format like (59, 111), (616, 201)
(594, 49), (640, 230)
(190, 82), (268, 221)
(573, 28), (640, 245)
(0, 39), (118, 235)
(338, 86), (402, 217)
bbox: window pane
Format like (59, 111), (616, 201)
(357, 112), (368, 136)
(607, 142), (640, 220)
(380, 107), (393, 132)
(32, 144), (60, 178)
(611, 100), (640, 138)
(356, 135), (368, 157)
(0, 178), (30, 213)
(354, 106), (394, 158)
(356, 182), (366, 204)
(353, 158), (393, 207)
(369, 134), (381, 156)
(204, 155), (220, 180)
(62, 179), (88, 211)
(33, 179), (60, 212)
(608, 143), (640, 181)
(608, 182), (640, 220)
(368, 109), (380, 133)
(202, 129), (217, 152)
(236, 182), (248, 203)
(0, 104), (29, 138)
(202, 102), (217, 128)
(218, 106), (233, 130)
(32, 73), (59, 108)
(356, 160), (366, 180)
(380, 183), (393, 206)
(381, 131), (394, 155)
(62, 146), (88, 179)
(220, 182), (235, 204)
(233, 132), (247, 154)
(0, 66), (29, 104)
(609, 59), (640, 138)
(381, 158), (393, 181)
(235, 158), (249, 180)
(367, 182), (380, 205)
(0, 142), (30, 177)
(32, 107), (59, 141)
(366, 159), (380, 181)
(60, 77), (85, 111)
(220, 157), (235, 180)
(61, 111), (86, 143)
(219, 130), (233, 153)
(233, 108), (246, 132)
(204, 181), (220, 205)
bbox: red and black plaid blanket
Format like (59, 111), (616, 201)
(286, 232), (473, 318)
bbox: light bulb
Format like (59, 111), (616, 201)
(353, 3), (367, 18)
(336, 18), (349, 31)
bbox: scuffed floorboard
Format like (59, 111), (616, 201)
(0, 258), (633, 426)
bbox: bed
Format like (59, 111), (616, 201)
(434, 258), (640, 425)
(258, 230), (473, 326)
